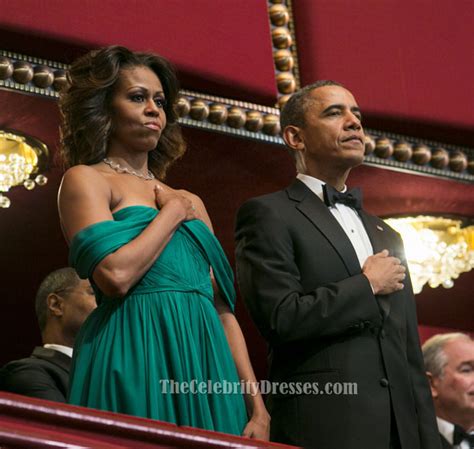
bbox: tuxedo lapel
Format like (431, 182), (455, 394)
(358, 210), (392, 318)
(358, 211), (388, 255)
(439, 434), (453, 449)
(287, 180), (361, 277)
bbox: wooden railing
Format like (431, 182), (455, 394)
(0, 392), (298, 448)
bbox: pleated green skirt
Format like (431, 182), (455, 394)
(68, 206), (247, 435)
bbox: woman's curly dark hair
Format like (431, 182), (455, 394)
(59, 45), (185, 179)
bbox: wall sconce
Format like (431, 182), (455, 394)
(385, 216), (474, 294)
(0, 129), (49, 208)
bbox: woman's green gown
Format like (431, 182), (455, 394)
(68, 205), (247, 435)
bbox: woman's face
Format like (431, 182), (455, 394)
(108, 65), (167, 153)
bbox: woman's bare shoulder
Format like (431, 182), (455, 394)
(58, 164), (114, 242)
(62, 164), (108, 183)
(60, 164), (110, 196)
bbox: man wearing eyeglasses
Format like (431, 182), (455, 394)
(0, 267), (96, 402)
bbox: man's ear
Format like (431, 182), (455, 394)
(282, 125), (305, 151)
(426, 371), (439, 399)
(47, 293), (64, 318)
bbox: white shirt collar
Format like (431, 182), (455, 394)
(296, 173), (347, 203)
(43, 344), (73, 358)
(437, 416), (455, 445)
(297, 173), (373, 270)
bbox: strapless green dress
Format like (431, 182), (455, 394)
(68, 206), (247, 435)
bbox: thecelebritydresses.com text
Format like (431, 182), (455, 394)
(160, 379), (358, 396)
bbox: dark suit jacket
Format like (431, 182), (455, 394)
(0, 346), (71, 402)
(235, 180), (441, 449)
(440, 434), (452, 449)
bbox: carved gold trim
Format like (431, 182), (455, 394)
(362, 130), (473, 183)
(0, 50), (67, 98)
(0, 50), (472, 183)
(286, 0), (301, 88)
(267, 0), (301, 109)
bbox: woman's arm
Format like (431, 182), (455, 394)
(215, 292), (270, 440)
(58, 165), (196, 297)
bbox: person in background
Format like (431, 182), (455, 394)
(423, 333), (474, 449)
(0, 267), (96, 402)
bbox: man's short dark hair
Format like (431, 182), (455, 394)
(280, 80), (344, 131)
(35, 268), (80, 332)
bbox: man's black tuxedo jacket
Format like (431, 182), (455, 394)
(0, 346), (71, 402)
(235, 180), (441, 449)
(440, 434), (452, 449)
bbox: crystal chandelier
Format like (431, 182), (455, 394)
(0, 129), (49, 208)
(385, 216), (474, 294)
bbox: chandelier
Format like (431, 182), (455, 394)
(0, 129), (49, 208)
(384, 216), (474, 294)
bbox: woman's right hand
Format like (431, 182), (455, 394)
(154, 184), (197, 222)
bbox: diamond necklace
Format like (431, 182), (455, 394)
(103, 158), (155, 181)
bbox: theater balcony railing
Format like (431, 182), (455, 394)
(0, 392), (297, 449)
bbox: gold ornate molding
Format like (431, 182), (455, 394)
(267, 0), (301, 109)
(1, 50), (473, 183)
(0, 50), (67, 98)
(178, 89), (281, 144)
(362, 131), (474, 183)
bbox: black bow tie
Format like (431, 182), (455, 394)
(453, 425), (474, 447)
(323, 184), (363, 210)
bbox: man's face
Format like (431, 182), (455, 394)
(62, 279), (97, 336)
(432, 339), (474, 424)
(297, 85), (365, 174)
